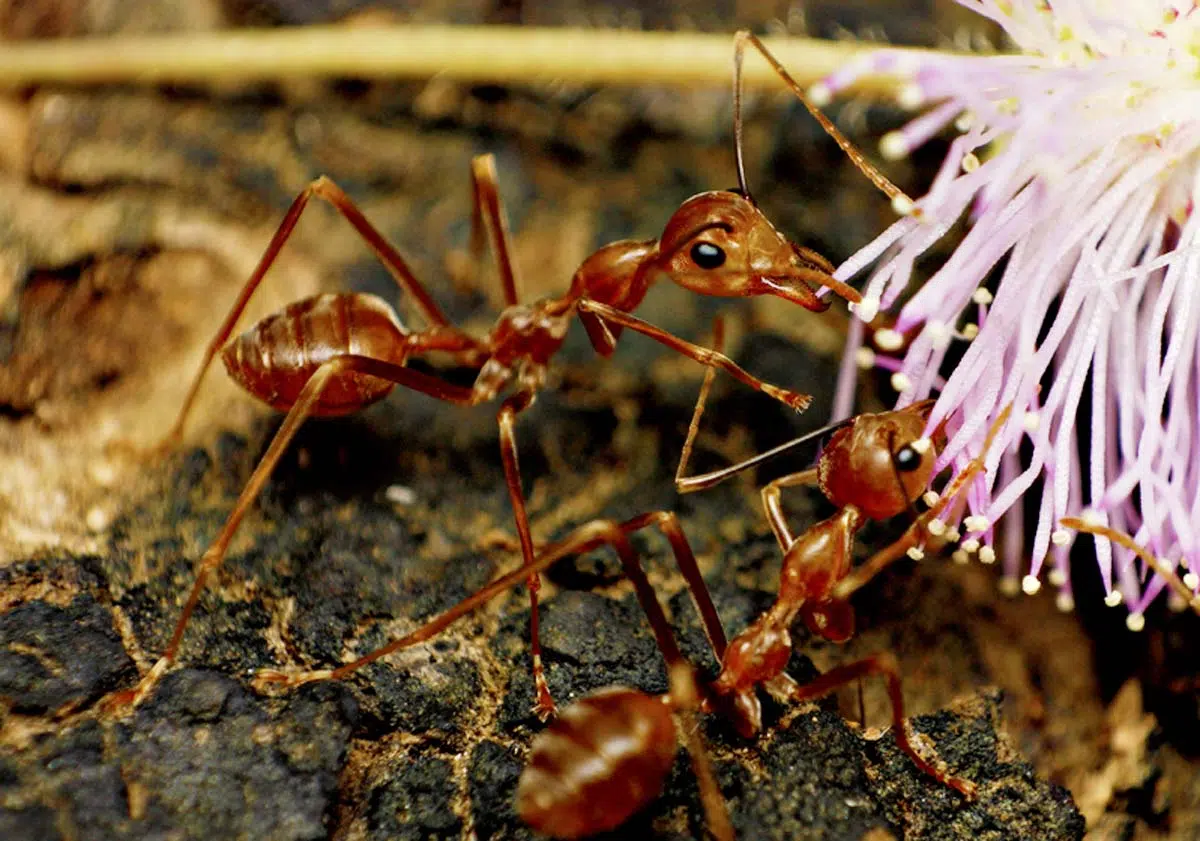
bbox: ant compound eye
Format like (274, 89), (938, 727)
(894, 444), (922, 472)
(690, 242), (726, 270)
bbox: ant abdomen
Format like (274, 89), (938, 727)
(516, 687), (678, 839)
(221, 292), (409, 416)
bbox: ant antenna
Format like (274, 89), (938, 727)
(733, 30), (913, 211)
(732, 32), (752, 202)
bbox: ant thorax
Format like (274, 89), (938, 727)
(488, 301), (572, 368)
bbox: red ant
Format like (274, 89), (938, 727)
(107, 31), (908, 716)
(246, 363), (1010, 838)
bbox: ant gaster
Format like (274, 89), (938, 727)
(107, 31), (909, 716)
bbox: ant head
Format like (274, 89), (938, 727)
(818, 401), (940, 521)
(655, 191), (858, 311)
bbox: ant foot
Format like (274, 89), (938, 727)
(101, 657), (171, 714)
(765, 386), (812, 413)
(250, 668), (334, 694)
(532, 695), (558, 722)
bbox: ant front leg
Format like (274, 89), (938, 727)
(578, 298), (812, 412)
(467, 154), (523, 307)
(104, 355), (476, 711)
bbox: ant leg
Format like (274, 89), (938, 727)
(668, 662), (736, 841)
(495, 391), (558, 720)
(468, 154), (523, 307)
(778, 651), (977, 797)
(622, 510), (728, 660)
(578, 298), (812, 412)
(1061, 518), (1200, 612)
(761, 469), (820, 551)
(105, 355), (479, 711)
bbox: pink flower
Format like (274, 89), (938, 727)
(819, 0), (1200, 629)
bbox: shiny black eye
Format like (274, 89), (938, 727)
(690, 242), (726, 270)
(894, 444), (922, 472)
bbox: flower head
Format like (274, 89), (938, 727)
(821, 0), (1200, 625)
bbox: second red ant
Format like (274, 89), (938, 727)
(107, 31), (910, 716)
(245, 348), (1009, 838)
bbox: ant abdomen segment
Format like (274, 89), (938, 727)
(517, 687), (678, 839)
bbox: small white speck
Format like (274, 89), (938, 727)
(926, 518), (946, 537)
(1022, 575), (1041, 595)
(1183, 572), (1199, 590)
(880, 131), (908, 161)
(954, 111), (974, 132)
(1080, 508), (1104, 527)
(1022, 411), (1041, 433)
(897, 82), (924, 110)
(960, 323), (979, 340)
(890, 372), (912, 392)
(922, 490), (940, 507)
(999, 576), (1021, 597)
(86, 506), (111, 533)
(891, 194), (915, 216)
(1056, 592), (1075, 613)
(385, 485), (418, 506)
(874, 328), (904, 351)
(910, 437), (932, 454)
(1104, 590), (1123, 607)
(971, 287), (994, 305)
(943, 528), (961, 543)
(807, 81), (832, 107)
(1126, 613), (1146, 632)
(1048, 568), (1068, 587)
(855, 347), (877, 369)
(951, 549), (969, 565)
(1051, 529), (1071, 546)
(963, 515), (990, 533)
(961, 152), (980, 173)
(979, 545), (996, 565)
(906, 546), (925, 561)
(961, 538), (980, 553)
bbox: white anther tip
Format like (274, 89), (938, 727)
(926, 518), (946, 537)
(1048, 568), (1067, 587)
(890, 372), (913, 393)
(999, 576), (1021, 597)
(961, 538), (980, 553)
(971, 287), (994, 305)
(855, 347), (877, 369)
(1056, 592), (1075, 612)
(1126, 612), (1146, 632)
(897, 82), (925, 110)
(880, 131), (908, 161)
(874, 328), (904, 351)
(1080, 508), (1104, 527)
(961, 152), (981, 173)
(951, 549), (969, 565)
(963, 515), (990, 534)
(960, 323), (979, 340)
(807, 81), (832, 107)
(922, 490), (940, 507)
(910, 437), (932, 455)
(1022, 411), (1041, 433)
(1183, 572), (1199, 590)
(1050, 529), (1071, 546)
(891, 194), (916, 216)
(907, 546), (926, 561)
(979, 545), (997, 565)
(1021, 575), (1042, 595)
(1104, 590), (1123, 607)
(851, 295), (881, 323)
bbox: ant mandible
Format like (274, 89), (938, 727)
(108, 31), (908, 716)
